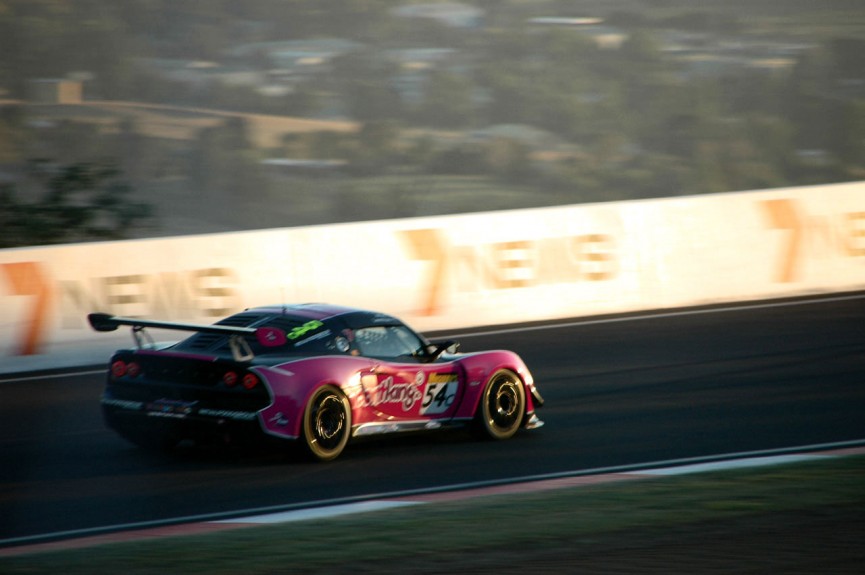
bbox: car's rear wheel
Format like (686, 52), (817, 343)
(475, 369), (525, 440)
(301, 385), (351, 461)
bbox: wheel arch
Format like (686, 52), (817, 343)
(456, 352), (535, 422)
(256, 357), (368, 441)
(299, 382), (353, 461)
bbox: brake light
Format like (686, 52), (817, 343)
(223, 371), (258, 390)
(111, 360), (142, 379)
(242, 373), (259, 390)
(111, 360), (127, 378)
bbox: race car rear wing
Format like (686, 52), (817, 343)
(87, 313), (287, 362)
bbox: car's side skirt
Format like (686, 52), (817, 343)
(352, 418), (473, 437)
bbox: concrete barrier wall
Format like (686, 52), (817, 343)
(1, 182), (863, 373)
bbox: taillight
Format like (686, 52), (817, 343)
(242, 373), (259, 390)
(223, 371), (238, 387)
(111, 360), (127, 378)
(111, 359), (142, 379)
(223, 370), (258, 390)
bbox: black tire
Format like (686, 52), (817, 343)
(475, 369), (526, 440)
(301, 385), (352, 461)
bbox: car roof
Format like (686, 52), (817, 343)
(245, 304), (403, 329)
(249, 303), (361, 320)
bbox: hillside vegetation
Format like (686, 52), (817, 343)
(1, 1), (863, 243)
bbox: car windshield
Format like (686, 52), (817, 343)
(353, 325), (426, 359)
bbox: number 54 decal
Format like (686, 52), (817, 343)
(421, 373), (458, 415)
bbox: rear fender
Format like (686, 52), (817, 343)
(255, 356), (372, 440)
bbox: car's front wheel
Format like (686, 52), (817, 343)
(301, 385), (352, 461)
(475, 369), (525, 440)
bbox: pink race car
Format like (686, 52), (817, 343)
(89, 304), (544, 461)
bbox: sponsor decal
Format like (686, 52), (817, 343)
(58, 267), (240, 326)
(420, 373), (458, 415)
(356, 372), (457, 414)
(360, 376), (424, 412)
(761, 199), (865, 283)
(399, 229), (617, 315)
(1, 262), (52, 355)
(257, 326), (287, 347)
(199, 408), (258, 421)
(101, 398), (144, 411)
(294, 329), (332, 347)
(287, 320), (324, 340)
(267, 412), (290, 426)
(1, 264), (240, 356)
(146, 398), (197, 417)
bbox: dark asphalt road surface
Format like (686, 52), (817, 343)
(1, 294), (863, 542)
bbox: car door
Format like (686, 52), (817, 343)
(354, 325), (463, 420)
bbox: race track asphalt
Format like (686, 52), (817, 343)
(1, 293), (863, 543)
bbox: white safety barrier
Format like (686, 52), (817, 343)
(1, 182), (863, 373)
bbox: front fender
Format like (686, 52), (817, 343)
(453, 351), (540, 420)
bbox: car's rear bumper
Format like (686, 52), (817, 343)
(102, 396), (272, 447)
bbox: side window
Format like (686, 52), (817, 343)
(355, 326), (424, 359)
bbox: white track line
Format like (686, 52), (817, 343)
(446, 292), (865, 339)
(0, 369), (105, 384)
(3, 292), (862, 384)
(210, 441), (865, 526)
(213, 501), (419, 525)
(628, 453), (827, 476)
(2, 440), (863, 555)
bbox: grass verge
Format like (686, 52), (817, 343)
(2, 455), (863, 574)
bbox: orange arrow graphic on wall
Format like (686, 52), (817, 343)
(2, 262), (52, 355)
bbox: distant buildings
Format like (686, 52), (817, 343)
(228, 38), (362, 71)
(528, 16), (627, 49)
(27, 79), (83, 104)
(392, 3), (484, 29)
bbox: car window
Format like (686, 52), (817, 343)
(175, 314), (348, 357)
(354, 325), (425, 359)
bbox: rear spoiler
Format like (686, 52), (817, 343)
(87, 313), (287, 362)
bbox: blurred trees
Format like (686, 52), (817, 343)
(331, 50), (404, 123)
(414, 70), (475, 128)
(838, 101), (865, 167)
(0, 106), (31, 164)
(0, 1), (137, 98)
(190, 117), (266, 224)
(0, 0), (863, 237)
(0, 161), (154, 247)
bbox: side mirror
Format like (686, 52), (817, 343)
(427, 340), (460, 361)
